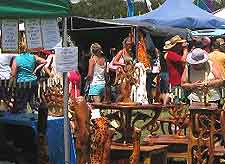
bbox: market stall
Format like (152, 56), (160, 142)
(0, 1), (76, 164)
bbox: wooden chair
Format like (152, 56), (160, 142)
(188, 103), (225, 164)
(143, 103), (190, 162)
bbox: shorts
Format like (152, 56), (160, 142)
(159, 72), (169, 93)
(88, 84), (105, 96)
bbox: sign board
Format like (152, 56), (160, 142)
(55, 47), (78, 73)
(41, 19), (61, 49)
(1, 19), (19, 52)
(25, 19), (43, 50)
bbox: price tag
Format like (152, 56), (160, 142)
(55, 47), (78, 73)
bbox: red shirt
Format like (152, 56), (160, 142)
(165, 51), (184, 87)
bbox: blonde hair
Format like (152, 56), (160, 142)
(90, 43), (103, 57)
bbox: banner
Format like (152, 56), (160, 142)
(25, 19), (43, 50)
(1, 19), (19, 52)
(41, 19), (60, 49)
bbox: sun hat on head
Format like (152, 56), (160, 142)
(216, 38), (225, 46)
(163, 35), (186, 50)
(186, 48), (208, 65)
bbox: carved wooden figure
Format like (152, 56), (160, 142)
(70, 97), (90, 164)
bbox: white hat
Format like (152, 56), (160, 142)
(186, 48), (208, 65)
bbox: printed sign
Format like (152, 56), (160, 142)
(55, 47), (78, 73)
(41, 19), (60, 49)
(25, 19), (43, 49)
(1, 19), (19, 52)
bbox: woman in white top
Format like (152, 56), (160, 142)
(87, 43), (106, 102)
(181, 48), (223, 103)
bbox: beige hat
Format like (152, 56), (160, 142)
(186, 48), (208, 65)
(216, 38), (225, 46)
(163, 35), (186, 50)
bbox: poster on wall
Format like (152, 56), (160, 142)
(1, 19), (19, 53)
(25, 19), (43, 50)
(55, 47), (78, 73)
(41, 19), (60, 49)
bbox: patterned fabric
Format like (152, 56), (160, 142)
(16, 52), (37, 82)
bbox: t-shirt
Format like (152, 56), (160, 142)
(209, 50), (225, 79)
(0, 54), (13, 80)
(165, 51), (184, 86)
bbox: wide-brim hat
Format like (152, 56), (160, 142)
(187, 48), (208, 65)
(163, 35), (186, 50)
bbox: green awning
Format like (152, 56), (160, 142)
(0, 0), (71, 18)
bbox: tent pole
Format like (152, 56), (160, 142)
(62, 17), (71, 164)
(133, 26), (138, 60)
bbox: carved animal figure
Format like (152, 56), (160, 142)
(70, 97), (90, 164)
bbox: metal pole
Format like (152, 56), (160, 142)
(62, 17), (70, 164)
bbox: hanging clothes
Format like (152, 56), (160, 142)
(131, 62), (148, 104)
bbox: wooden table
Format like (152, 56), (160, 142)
(91, 103), (174, 143)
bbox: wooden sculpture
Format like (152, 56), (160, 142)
(129, 128), (141, 164)
(69, 97), (90, 164)
(44, 83), (64, 117)
(90, 117), (115, 164)
(114, 62), (140, 103)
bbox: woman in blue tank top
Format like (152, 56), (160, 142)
(11, 37), (46, 112)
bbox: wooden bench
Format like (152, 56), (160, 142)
(110, 143), (168, 164)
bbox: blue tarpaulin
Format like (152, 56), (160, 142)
(120, 0), (225, 29)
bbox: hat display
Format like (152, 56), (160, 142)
(186, 48), (208, 65)
(163, 35), (186, 50)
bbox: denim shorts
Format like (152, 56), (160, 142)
(88, 84), (105, 96)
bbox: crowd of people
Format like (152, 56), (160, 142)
(85, 32), (225, 107)
(0, 30), (225, 113)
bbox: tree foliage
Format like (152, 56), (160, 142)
(71, 0), (225, 19)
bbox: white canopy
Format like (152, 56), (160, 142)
(214, 8), (225, 19)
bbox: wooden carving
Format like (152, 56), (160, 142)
(129, 128), (141, 164)
(44, 83), (64, 117)
(70, 96), (90, 164)
(90, 117), (115, 164)
(114, 62), (140, 103)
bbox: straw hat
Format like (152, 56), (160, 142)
(186, 48), (208, 65)
(216, 38), (225, 46)
(163, 35), (186, 50)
